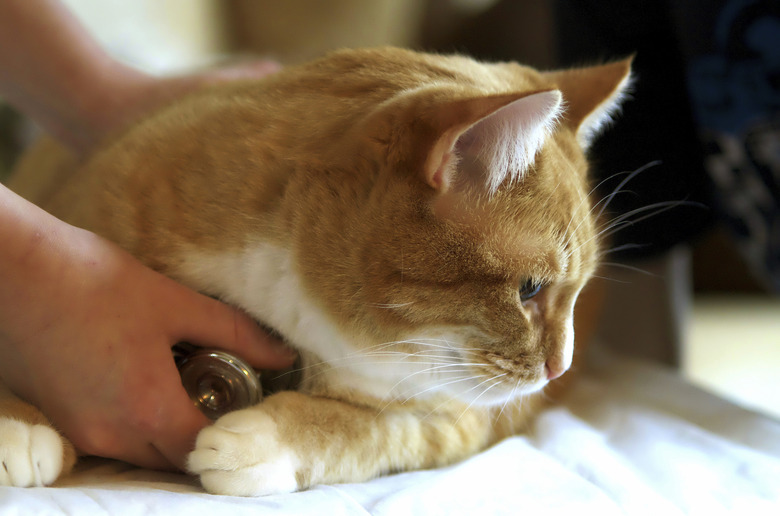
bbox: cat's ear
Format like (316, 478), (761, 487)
(543, 57), (633, 149)
(423, 89), (563, 194)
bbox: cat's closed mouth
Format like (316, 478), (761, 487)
(479, 350), (549, 395)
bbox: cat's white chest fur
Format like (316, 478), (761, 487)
(177, 243), (423, 400)
(178, 243), (349, 361)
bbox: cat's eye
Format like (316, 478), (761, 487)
(519, 279), (543, 301)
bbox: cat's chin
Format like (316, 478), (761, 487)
(444, 376), (549, 407)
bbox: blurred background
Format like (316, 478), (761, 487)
(1, 0), (778, 418)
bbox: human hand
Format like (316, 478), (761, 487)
(74, 59), (282, 154)
(0, 0), (281, 155)
(0, 189), (296, 471)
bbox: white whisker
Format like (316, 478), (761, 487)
(454, 375), (507, 425)
(595, 160), (662, 222)
(599, 261), (659, 277)
(496, 379), (522, 420)
(367, 302), (415, 309)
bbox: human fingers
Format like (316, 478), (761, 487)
(167, 283), (297, 370)
(72, 411), (176, 471)
(84, 357), (210, 471)
(200, 59), (282, 83)
(147, 377), (212, 471)
(151, 59), (282, 108)
(85, 403), (204, 472)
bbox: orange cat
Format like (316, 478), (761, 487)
(3, 47), (630, 495)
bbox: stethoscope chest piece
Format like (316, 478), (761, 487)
(174, 345), (263, 420)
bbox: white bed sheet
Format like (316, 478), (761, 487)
(2, 348), (779, 516)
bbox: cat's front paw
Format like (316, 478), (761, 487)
(0, 418), (65, 487)
(187, 408), (300, 496)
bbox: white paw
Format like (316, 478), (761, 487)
(187, 408), (300, 496)
(0, 418), (64, 487)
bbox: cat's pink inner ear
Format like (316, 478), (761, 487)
(422, 90), (562, 194)
(426, 127), (464, 191)
(430, 90), (562, 194)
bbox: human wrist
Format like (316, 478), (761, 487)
(55, 57), (155, 153)
(0, 0), (155, 154)
(0, 185), (87, 342)
(89, 59), (160, 139)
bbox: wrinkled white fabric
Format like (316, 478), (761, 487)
(2, 349), (778, 516)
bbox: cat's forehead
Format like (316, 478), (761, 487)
(428, 156), (594, 282)
(492, 235), (569, 281)
(430, 198), (573, 281)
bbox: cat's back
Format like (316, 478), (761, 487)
(6, 47), (552, 243)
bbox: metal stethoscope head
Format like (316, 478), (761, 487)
(173, 343), (301, 420)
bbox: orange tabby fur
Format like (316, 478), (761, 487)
(4, 47), (630, 494)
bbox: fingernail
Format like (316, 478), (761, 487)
(256, 323), (297, 359)
(275, 343), (298, 359)
(268, 338), (297, 359)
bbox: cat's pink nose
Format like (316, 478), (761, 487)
(545, 361), (566, 380)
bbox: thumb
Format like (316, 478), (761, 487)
(170, 286), (297, 370)
(204, 59), (282, 82)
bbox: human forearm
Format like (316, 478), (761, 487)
(0, 0), (150, 152)
(0, 183), (73, 342)
(0, 0), (283, 155)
